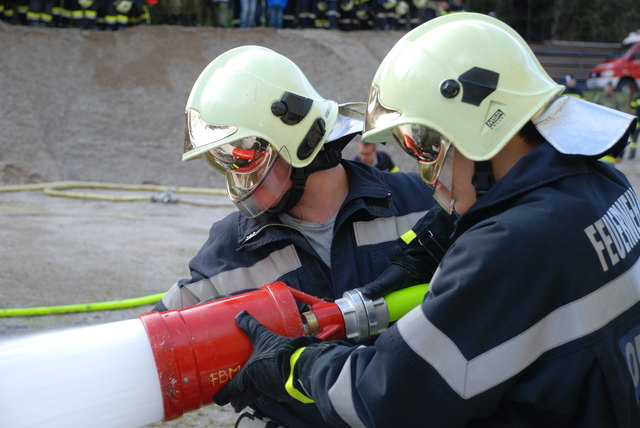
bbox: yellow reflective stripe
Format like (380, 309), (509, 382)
(400, 229), (417, 244)
(390, 166), (400, 172)
(352, 210), (427, 247)
(142, 4), (150, 24)
(599, 155), (617, 164)
(286, 347), (315, 403)
(631, 142), (638, 148)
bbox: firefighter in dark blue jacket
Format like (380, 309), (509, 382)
(214, 14), (640, 427)
(153, 45), (435, 427)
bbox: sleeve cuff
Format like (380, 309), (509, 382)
(285, 347), (315, 403)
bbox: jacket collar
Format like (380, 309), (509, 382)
(457, 142), (588, 233)
(237, 160), (396, 250)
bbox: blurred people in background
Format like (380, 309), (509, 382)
(239, 0), (256, 26)
(630, 92), (640, 159)
(594, 83), (625, 164)
(25, 0), (55, 25)
(1, 0), (447, 28)
(440, 0), (464, 14)
(410, 0), (439, 28)
(562, 74), (584, 99)
(266, 0), (285, 27)
(352, 140), (399, 172)
(208, 0), (228, 25)
(593, 81), (621, 111)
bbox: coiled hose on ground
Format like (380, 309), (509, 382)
(0, 181), (229, 316)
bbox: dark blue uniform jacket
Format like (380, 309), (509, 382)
(309, 143), (640, 427)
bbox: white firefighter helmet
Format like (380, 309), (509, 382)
(363, 12), (564, 161)
(363, 12), (635, 162)
(395, 0), (409, 16)
(184, 46), (365, 217)
(184, 45), (338, 168)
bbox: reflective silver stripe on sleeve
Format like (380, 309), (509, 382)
(353, 210), (427, 247)
(327, 346), (367, 428)
(161, 245), (302, 310)
(398, 258), (640, 399)
(160, 281), (201, 310)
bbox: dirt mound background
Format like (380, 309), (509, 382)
(0, 22), (415, 188)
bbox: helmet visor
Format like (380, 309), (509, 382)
(203, 139), (292, 218)
(391, 124), (452, 185)
(184, 109), (238, 157)
(364, 84), (401, 137)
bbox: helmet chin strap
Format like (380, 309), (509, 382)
(266, 133), (357, 215)
(472, 160), (495, 201)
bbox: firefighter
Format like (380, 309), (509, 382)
(393, 0), (407, 29)
(439, 0), (464, 14)
(68, 0), (98, 28)
(351, 0), (371, 29)
(352, 139), (399, 172)
(337, 0), (354, 30)
(296, 0), (313, 28)
(313, 0), (337, 29)
(214, 14), (640, 427)
(281, 0), (294, 27)
(371, 0), (394, 30)
(629, 92), (640, 159)
(562, 73), (584, 99)
(153, 45), (436, 427)
(26, 0), (56, 25)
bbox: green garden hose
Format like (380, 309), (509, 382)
(0, 293), (165, 317)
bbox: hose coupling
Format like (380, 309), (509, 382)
(334, 289), (388, 342)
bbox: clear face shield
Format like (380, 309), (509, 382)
(204, 138), (292, 218)
(185, 110), (292, 218)
(391, 124), (456, 214)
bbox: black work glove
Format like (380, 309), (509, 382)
(214, 311), (322, 412)
(361, 204), (457, 300)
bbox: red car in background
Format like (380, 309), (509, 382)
(587, 30), (640, 94)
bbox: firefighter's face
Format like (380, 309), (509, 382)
(431, 146), (477, 216)
(449, 150), (477, 215)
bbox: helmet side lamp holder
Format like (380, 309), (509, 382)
(271, 92), (313, 125)
(439, 67), (499, 199)
(270, 91), (328, 161)
(297, 118), (326, 160)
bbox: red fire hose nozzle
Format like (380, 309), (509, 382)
(138, 282), (345, 421)
(138, 281), (427, 422)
